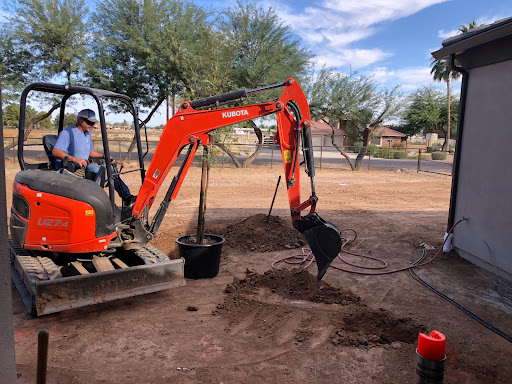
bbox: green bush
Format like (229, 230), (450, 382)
(371, 147), (395, 158)
(426, 146), (434, 153)
(352, 142), (363, 153)
(431, 151), (447, 160)
(369, 147), (382, 158)
(352, 143), (378, 154)
(393, 150), (408, 159)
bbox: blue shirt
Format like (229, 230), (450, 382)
(54, 125), (94, 168)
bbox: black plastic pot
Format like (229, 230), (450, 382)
(176, 234), (226, 279)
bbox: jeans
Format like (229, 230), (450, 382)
(86, 163), (131, 199)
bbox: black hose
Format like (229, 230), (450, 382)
(286, 102), (302, 188)
(409, 252), (512, 343)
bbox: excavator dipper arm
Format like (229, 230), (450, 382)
(129, 78), (341, 280)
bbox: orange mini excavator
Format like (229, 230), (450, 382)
(9, 78), (342, 315)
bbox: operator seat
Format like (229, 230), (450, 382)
(41, 134), (107, 187)
(42, 134), (58, 169)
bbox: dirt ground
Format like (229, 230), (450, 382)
(7, 165), (512, 383)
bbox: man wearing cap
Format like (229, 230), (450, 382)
(52, 109), (137, 206)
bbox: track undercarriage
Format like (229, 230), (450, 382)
(10, 240), (185, 316)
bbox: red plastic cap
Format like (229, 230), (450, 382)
(417, 330), (446, 361)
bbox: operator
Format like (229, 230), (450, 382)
(52, 109), (137, 206)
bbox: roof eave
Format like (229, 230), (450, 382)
(432, 17), (512, 60)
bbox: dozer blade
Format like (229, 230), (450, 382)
(10, 241), (185, 316)
(293, 213), (342, 281)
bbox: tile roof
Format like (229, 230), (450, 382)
(309, 120), (345, 136)
(373, 126), (406, 137)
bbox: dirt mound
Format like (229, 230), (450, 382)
(222, 213), (305, 252)
(215, 268), (422, 349)
(225, 268), (360, 305)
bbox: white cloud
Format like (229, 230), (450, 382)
(323, 0), (449, 27)
(476, 15), (505, 26)
(323, 29), (377, 49)
(368, 66), (461, 91)
(438, 14), (507, 40)
(315, 49), (392, 70)
(263, 0), (450, 69)
(438, 29), (460, 39)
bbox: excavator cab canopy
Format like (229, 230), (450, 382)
(16, 82), (147, 207)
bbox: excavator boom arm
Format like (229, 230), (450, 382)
(132, 78), (310, 222)
(131, 78), (341, 280)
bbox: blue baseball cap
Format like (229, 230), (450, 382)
(77, 109), (99, 123)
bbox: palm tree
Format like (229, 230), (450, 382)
(459, 18), (480, 33)
(430, 20), (483, 151)
(430, 59), (460, 151)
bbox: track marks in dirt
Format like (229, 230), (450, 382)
(214, 268), (423, 350)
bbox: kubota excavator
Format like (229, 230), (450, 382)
(9, 78), (342, 315)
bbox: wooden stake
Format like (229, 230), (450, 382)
(266, 175), (281, 220)
(196, 145), (210, 244)
(37, 330), (49, 384)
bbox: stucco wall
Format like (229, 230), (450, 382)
(0, 127), (17, 382)
(453, 60), (512, 279)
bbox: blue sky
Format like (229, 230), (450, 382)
(215, 0), (511, 91)
(165, 0), (512, 125)
(4, 0), (512, 126)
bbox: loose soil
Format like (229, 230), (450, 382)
(223, 213), (305, 252)
(7, 165), (512, 383)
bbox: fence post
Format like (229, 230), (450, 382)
(271, 144), (274, 169)
(118, 140), (121, 161)
(368, 149), (371, 171)
(12, 137), (15, 163)
(319, 145), (323, 170)
(417, 149), (421, 173)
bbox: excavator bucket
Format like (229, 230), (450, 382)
(293, 213), (342, 281)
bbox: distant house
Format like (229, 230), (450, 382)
(309, 120), (352, 148)
(309, 121), (406, 148)
(432, 17), (512, 280)
(371, 126), (406, 147)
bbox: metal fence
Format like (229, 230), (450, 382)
(4, 137), (454, 174)
(415, 148), (453, 176)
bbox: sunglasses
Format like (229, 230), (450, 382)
(83, 119), (96, 127)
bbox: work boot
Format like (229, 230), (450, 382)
(124, 195), (137, 207)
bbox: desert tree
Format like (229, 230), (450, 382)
(4, 0), (91, 151)
(87, 0), (213, 161)
(88, 0), (212, 122)
(0, 26), (35, 134)
(219, 1), (311, 92)
(212, 1), (312, 167)
(88, 0), (312, 166)
(400, 86), (458, 139)
(308, 68), (401, 171)
(7, 0), (89, 84)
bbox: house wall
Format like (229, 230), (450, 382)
(0, 128), (17, 382)
(453, 59), (512, 279)
(370, 137), (403, 147)
(311, 134), (344, 148)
